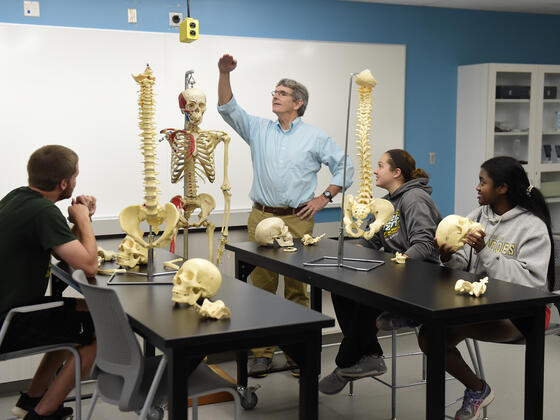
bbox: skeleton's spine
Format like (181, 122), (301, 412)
(356, 85), (373, 204)
(136, 67), (159, 219)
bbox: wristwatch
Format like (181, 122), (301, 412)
(322, 191), (333, 202)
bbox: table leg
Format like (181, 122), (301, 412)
(425, 322), (445, 420)
(166, 348), (189, 420)
(234, 255), (255, 282)
(310, 285), (322, 312)
(524, 307), (545, 420)
(237, 350), (248, 387)
(299, 330), (321, 420)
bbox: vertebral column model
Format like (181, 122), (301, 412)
(119, 65), (180, 249)
(343, 69), (394, 239)
(162, 86), (232, 264)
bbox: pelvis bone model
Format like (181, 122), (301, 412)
(119, 65), (180, 250)
(162, 78), (232, 265)
(343, 69), (394, 239)
(435, 214), (484, 252)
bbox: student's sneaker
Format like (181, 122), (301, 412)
(454, 380), (494, 420)
(338, 355), (387, 378)
(12, 393), (73, 420)
(11, 393), (42, 418)
(376, 311), (420, 331)
(248, 357), (273, 378)
(285, 358), (300, 378)
(318, 368), (349, 395)
(23, 407), (73, 420)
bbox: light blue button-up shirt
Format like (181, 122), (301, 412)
(218, 97), (354, 208)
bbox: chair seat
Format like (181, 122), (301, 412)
(0, 343), (78, 362)
(506, 322), (560, 345)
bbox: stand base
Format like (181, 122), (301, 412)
(107, 270), (177, 285)
(303, 255), (384, 272)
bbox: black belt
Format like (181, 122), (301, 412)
(253, 202), (303, 216)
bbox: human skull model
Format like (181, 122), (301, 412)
(171, 258), (222, 305)
(255, 217), (294, 247)
(178, 88), (206, 126)
(116, 236), (148, 268)
(435, 215), (484, 252)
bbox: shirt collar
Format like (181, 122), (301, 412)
(275, 116), (302, 133)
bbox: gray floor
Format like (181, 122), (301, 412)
(2, 331), (560, 420)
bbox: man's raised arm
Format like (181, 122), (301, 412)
(218, 54), (237, 105)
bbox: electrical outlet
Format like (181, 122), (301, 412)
(23, 1), (40, 17)
(128, 8), (137, 24)
(169, 12), (183, 27)
(429, 152), (436, 165)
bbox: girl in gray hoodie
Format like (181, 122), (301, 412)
(419, 156), (556, 420)
(319, 149), (442, 395)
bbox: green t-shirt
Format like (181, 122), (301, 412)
(0, 187), (76, 321)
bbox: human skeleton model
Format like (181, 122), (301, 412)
(455, 277), (488, 297)
(343, 69), (395, 239)
(118, 65), (180, 262)
(162, 80), (232, 265)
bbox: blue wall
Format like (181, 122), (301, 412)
(3, 0), (560, 220)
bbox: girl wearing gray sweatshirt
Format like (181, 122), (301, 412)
(319, 149), (442, 395)
(419, 156), (556, 420)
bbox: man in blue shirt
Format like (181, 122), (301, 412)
(218, 54), (354, 376)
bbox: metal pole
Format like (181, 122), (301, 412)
(337, 73), (357, 266)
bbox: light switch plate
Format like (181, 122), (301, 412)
(128, 8), (137, 24)
(23, 1), (40, 17)
(429, 152), (436, 165)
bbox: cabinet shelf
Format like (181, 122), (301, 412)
(542, 131), (560, 135)
(538, 163), (560, 172)
(495, 99), (530, 103)
(543, 99), (560, 104)
(545, 197), (560, 203)
(494, 131), (529, 136)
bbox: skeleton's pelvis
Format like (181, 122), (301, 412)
(119, 202), (180, 248)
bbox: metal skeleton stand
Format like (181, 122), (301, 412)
(107, 227), (178, 285)
(304, 72), (384, 272)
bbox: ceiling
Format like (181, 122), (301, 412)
(344, 0), (560, 15)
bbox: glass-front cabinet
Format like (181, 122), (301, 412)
(539, 68), (560, 233)
(456, 63), (560, 234)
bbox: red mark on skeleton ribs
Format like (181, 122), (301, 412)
(170, 130), (195, 158)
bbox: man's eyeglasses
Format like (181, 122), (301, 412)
(271, 90), (292, 97)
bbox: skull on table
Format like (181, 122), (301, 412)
(255, 217), (294, 247)
(116, 235), (148, 268)
(171, 258), (222, 305)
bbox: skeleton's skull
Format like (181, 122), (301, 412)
(178, 88), (206, 126)
(255, 217), (294, 247)
(116, 235), (148, 268)
(172, 258), (222, 305)
(435, 215), (484, 252)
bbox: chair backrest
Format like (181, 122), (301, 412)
(72, 270), (144, 410)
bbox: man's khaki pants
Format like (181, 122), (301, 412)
(247, 208), (314, 359)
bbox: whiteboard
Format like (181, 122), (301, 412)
(0, 23), (405, 220)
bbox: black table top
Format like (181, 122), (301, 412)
(55, 238), (333, 351)
(226, 239), (560, 324)
(109, 277), (334, 350)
